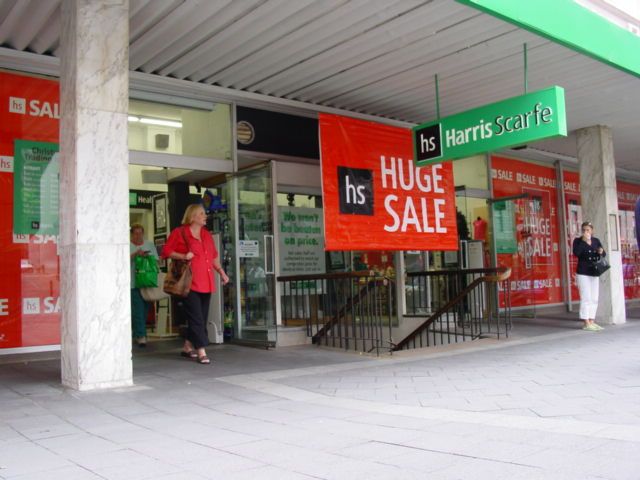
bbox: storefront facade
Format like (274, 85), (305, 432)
(1, 0), (639, 394)
(2, 68), (639, 356)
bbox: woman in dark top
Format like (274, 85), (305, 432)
(572, 221), (605, 331)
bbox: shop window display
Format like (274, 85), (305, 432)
(0, 71), (60, 349)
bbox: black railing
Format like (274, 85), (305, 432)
(395, 267), (511, 351)
(277, 267), (511, 355)
(278, 271), (396, 355)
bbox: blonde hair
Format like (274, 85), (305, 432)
(130, 223), (144, 233)
(181, 204), (205, 225)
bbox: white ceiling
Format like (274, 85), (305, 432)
(1, 0), (639, 173)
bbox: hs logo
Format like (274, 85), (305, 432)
(338, 166), (373, 216)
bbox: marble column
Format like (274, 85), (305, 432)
(59, 0), (132, 390)
(576, 125), (626, 325)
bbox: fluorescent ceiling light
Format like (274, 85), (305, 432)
(127, 115), (182, 128)
(140, 117), (182, 128)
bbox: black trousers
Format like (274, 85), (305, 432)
(181, 291), (211, 349)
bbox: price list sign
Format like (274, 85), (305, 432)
(13, 140), (59, 235)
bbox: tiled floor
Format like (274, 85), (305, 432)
(1, 313), (639, 479)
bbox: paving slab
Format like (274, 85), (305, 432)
(0, 316), (639, 479)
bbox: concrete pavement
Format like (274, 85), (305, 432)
(1, 317), (639, 479)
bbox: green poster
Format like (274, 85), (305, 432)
(492, 200), (517, 254)
(13, 140), (60, 235)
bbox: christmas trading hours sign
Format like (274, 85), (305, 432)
(320, 114), (458, 251)
(413, 86), (567, 165)
(13, 140), (59, 235)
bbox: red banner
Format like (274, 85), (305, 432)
(563, 170), (581, 302)
(319, 114), (457, 251)
(616, 180), (640, 299)
(0, 71), (60, 348)
(491, 156), (563, 307)
(562, 172), (640, 300)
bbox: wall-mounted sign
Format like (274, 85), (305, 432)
(13, 140), (59, 235)
(320, 114), (458, 251)
(129, 189), (164, 210)
(413, 86), (567, 165)
(278, 206), (326, 276)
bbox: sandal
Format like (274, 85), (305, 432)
(197, 355), (211, 365)
(180, 350), (198, 359)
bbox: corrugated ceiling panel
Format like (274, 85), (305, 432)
(159, 0), (290, 78)
(0, 0), (31, 45)
(248, 0), (433, 95)
(216, 0), (425, 90)
(326, 32), (537, 117)
(211, 0), (373, 88)
(11, 0), (58, 51)
(187, 0), (337, 83)
(130, 0), (228, 70)
(0, 0), (637, 168)
(129, 0), (184, 44)
(137, 1), (263, 74)
(31, 3), (61, 55)
(290, 8), (492, 102)
(308, 21), (526, 109)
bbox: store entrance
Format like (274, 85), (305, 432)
(128, 164), (232, 348)
(455, 187), (491, 270)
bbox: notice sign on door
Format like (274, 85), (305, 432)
(320, 114), (458, 251)
(238, 240), (260, 258)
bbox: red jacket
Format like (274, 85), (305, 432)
(162, 226), (218, 293)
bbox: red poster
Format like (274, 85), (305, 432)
(617, 180), (640, 299)
(491, 156), (563, 307)
(0, 71), (60, 348)
(320, 114), (457, 251)
(561, 172), (640, 300)
(563, 170), (581, 302)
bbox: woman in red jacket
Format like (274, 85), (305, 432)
(162, 204), (229, 364)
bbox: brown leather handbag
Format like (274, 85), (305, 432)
(162, 227), (192, 297)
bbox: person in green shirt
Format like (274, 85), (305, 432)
(130, 223), (159, 347)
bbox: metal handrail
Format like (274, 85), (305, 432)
(277, 271), (396, 355)
(393, 267), (511, 351)
(277, 267), (511, 355)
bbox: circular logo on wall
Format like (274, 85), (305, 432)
(237, 120), (255, 145)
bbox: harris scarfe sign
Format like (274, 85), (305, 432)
(413, 86), (566, 166)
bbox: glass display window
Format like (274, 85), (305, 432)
(128, 99), (232, 160)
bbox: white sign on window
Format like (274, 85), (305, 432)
(238, 240), (260, 258)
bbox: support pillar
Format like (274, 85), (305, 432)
(60, 0), (132, 389)
(576, 125), (626, 325)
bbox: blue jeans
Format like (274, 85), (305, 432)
(131, 288), (149, 339)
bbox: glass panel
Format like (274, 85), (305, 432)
(452, 155), (488, 190)
(128, 99), (232, 160)
(230, 165), (277, 346)
(455, 194), (491, 268)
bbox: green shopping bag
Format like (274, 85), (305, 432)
(135, 255), (159, 288)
